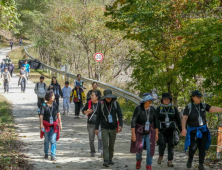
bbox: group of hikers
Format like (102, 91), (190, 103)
(33, 72), (222, 170)
(1, 56), (14, 93)
(9, 38), (22, 50)
(1, 57), (221, 170)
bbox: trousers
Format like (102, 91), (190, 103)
(63, 97), (70, 112)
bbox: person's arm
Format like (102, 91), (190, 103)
(152, 107), (159, 142)
(48, 85), (52, 90)
(95, 103), (102, 135)
(34, 83), (38, 94)
(181, 106), (189, 136)
(131, 106), (139, 142)
(57, 112), (62, 131)
(70, 89), (74, 103)
(209, 106), (222, 113)
(39, 115), (43, 131)
(175, 107), (182, 132)
(116, 102), (123, 132)
(59, 85), (63, 98)
(82, 102), (91, 115)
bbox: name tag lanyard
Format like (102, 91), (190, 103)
(145, 108), (150, 131)
(163, 107), (170, 128)
(194, 104), (203, 126)
(89, 102), (98, 121)
(105, 103), (113, 123)
(49, 104), (54, 124)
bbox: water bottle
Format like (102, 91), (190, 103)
(42, 127), (45, 132)
(37, 108), (40, 114)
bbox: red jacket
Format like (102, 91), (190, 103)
(40, 119), (60, 141)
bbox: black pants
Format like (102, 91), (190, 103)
(55, 97), (59, 106)
(189, 131), (208, 163)
(74, 102), (82, 116)
(10, 45), (13, 49)
(4, 80), (9, 92)
(159, 132), (174, 161)
(10, 70), (13, 77)
(37, 97), (45, 108)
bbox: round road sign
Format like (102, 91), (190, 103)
(94, 53), (104, 62)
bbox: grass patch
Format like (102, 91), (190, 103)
(0, 94), (32, 170)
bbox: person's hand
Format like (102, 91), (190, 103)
(87, 109), (93, 114)
(59, 124), (62, 131)
(40, 124), (43, 131)
(95, 130), (99, 136)
(155, 134), (159, 142)
(118, 126), (122, 132)
(50, 86), (53, 89)
(181, 129), (187, 137)
(131, 134), (136, 142)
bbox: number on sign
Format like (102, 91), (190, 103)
(96, 54), (102, 60)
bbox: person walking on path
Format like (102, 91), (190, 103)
(22, 60), (30, 80)
(39, 91), (62, 161)
(8, 62), (14, 77)
(62, 81), (72, 115)
(10, 40), (13, 49)
(48, 77), (63, 106)
(83, 91), (103, 157)
(130, 93), (159, 170)
(74, 74), (86, 89)
(34, 76), (47, 109)
(95, 89), (123, 167)
(19, 38), (22, 46)
(0, 61), (5, 78)
(70, 82), (85, 119)
(20, 66), (28, 93)
(181, 90), (222, 170)
(156, 93), (182, 167)
(86, 82), (102, 101)
(2, 67), (11, 93)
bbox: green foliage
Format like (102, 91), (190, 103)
(0, 0), (22, 33)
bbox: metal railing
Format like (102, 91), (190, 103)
(24, 45), (142, 105)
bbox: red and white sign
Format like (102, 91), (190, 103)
(94, 52), (104, 62)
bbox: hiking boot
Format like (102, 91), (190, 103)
(91, 153), (95, 157)
(108, 159), (114, 165)
(103, 161), (109, 167)
(167, 161), (174, 167)
(157, 156), (163, 164)
(44, 154), (48, 159)
(187, 158), (192, 168)
(198, 163), (206, 170)
(146, 165), (152, 170)
(51, 156), (56, 161)
(136, 159), (142, 169)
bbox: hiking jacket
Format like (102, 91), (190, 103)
(70, 88), (85, 103)
(2, 71), (11, 81)
(48, 83), (63, 98)
(34, 82), (48, 98)
(62, 86), (72, 98)
(95, 100), (123, 130)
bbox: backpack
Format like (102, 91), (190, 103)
(37, 82), (46, 90)
(187, 102), (206, 116)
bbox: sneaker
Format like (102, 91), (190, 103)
(187, 158), (192, 168)
(77, 115), (80, 119)
(108, 159), (114, 165)
(44, 154), (48, 159)
(167, 161), (174, 167)
(136, 159), (142, 169)
(198, 163), (206, 170)
(157, 156), (163, 164)
(67, 111), (69, 115)
(103, 161), (109, 167)
(91, 153), (95, 157)
(98, 152), (103, 158)
(146, 165), (152, 170)
(51, 156), (56, 161)
(63, 111), (66, 115)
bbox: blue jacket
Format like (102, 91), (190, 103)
(185, 124), (211, 151)
(22, 63), (30, 73)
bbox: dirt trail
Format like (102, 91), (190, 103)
(0, 47), (207, 170)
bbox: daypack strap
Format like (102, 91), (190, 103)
(188, 102), (206, 116)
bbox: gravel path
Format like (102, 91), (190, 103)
(0, 47), (209, 170)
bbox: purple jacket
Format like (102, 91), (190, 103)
(130, 124), (156, 156)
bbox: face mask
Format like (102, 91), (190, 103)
(162, 103), (172, 107)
